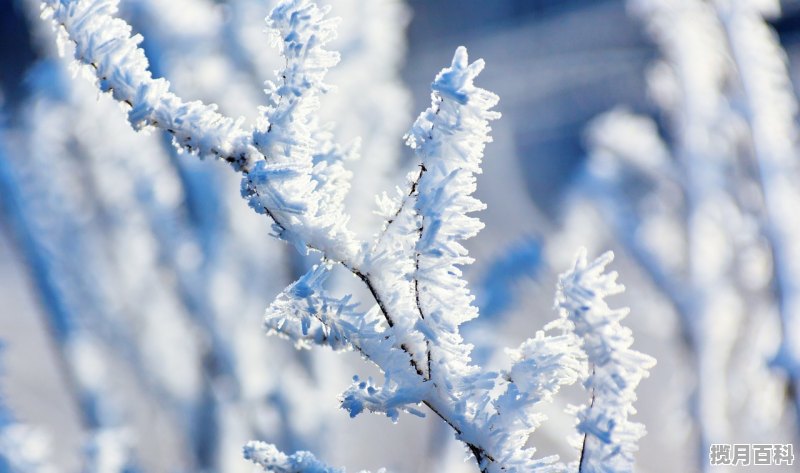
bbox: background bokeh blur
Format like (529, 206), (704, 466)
(2, 0), (800, 472)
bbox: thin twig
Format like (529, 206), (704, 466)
(577, 366), (596, 472)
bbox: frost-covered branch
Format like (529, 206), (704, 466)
(41, 0), (253, 168)
(477, 322), (585, 471)
(40, 1), (656, 471)
(244, 441), (341, 473)
(557, 250), (655, 472)
(244, 441), (385, 473)
(243, 0), (357, 259)
(408, 45), (499, 385)
(224, 0), (411, 239)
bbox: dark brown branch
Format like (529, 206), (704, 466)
(352, 269), (425, 377)
(423, 400), (496, 471)
(578, 366), (596, 472)
(414, 188), (433, 381)
(374, 163), (426, 251)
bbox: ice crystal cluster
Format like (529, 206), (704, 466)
(38, 0), (655, 471)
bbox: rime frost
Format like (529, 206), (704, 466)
(39, 1), (656, 471)
(557, 250), (655, 472)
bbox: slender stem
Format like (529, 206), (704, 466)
(374, 163), (426, 251)
(578, 366), (596, 472)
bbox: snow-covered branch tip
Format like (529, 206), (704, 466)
(243, 441), (386, 473)
(40, 0), (254, 169)
(244, 0), (359, 260)
(264, 264), (361, 352)
(557, 249), (656, 473)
